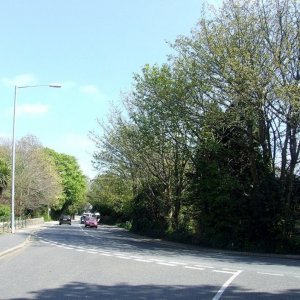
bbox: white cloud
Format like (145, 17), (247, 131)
(2, 74), (38, 87)
(17, 104), (49, 116)
(80, 84), (98, 94)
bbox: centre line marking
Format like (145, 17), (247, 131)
(222, 268), (240, 272)
(195, 265), (214, 269)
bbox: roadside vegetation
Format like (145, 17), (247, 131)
(90, 0), (300, 254)
(0, 135), (87, 221)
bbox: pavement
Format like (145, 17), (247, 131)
(0, 218), (80, 258)
(0, 221), (58, 258)
(0, 227), (35, 258)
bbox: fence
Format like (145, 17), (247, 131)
(0, 217), (44, 233)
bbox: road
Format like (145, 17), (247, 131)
(0, 221), (299, 299)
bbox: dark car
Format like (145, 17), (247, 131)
(84, 217), (98, 228)
(59, 215), (71, 225)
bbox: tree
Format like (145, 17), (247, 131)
(0, 159), (10, 197)
(1, 135), (63, 217)
(45, 148), (87, 217)
(87, 172), (133, 222)
(172, 0), (300, 246)
(91, 0), (300, 252)
(14, 136), (63, 216)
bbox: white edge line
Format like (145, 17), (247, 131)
(212, 270), (242, 300)
(169, 261), (186, 265)
(157, 262), (176, 266)
(134, 259), (152, 263)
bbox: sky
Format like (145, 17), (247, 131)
(0, 0), (221, 179)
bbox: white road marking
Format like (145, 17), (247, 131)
(195, 265), (214, 269)
(113, 252), (126, 256)
(129, 255), (141, 259)
(169, 261), (186, 265)
(184, 266), (205, 271)
(37, 232), (247, 295)
(212, 270), (242, 300)
(116, 256), (131, 260)
(213, 270), (236, 274)
(40, 241), (50, 244)
(150, 258), (164, 262)
(222, 268), (240, 272)
(134, 258), (152, 263)
(257, 272), (284, 276)
(157, 262), (176, 266)
(99, 253), (112, 256)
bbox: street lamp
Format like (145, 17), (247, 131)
(11, 83), (62, 233)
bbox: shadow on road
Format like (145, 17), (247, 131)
(36, 224), (300, 269)
(9, 281), (300, 300)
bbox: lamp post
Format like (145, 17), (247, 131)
(11, 83), (61, 233)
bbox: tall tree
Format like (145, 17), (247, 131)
(45, 148), (87, 216)
(0, 135), (63, 216)
(172, 0), (300, 243)
(87, 172), (133, 221)
(92, 0), (300, 251)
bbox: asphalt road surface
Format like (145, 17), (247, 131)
(0, 222), (299, 299)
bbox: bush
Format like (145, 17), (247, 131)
(0, 204), (10, 220)
(118, 220), (132, 230)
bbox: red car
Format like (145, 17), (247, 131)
(84, 217), (98, 228)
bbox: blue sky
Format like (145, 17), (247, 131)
(0, 0), (221, 178)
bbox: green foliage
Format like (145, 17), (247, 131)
(0, 204), (10, 220)
(87, 172), (133, 222)
(130, 182), (171, 238)
(90, 0), (300, 254)
(44, 148), (87, 216)
(1, 136), (64, 217)
(118, 220), (132, 230)
(0, 159), (10, 196)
